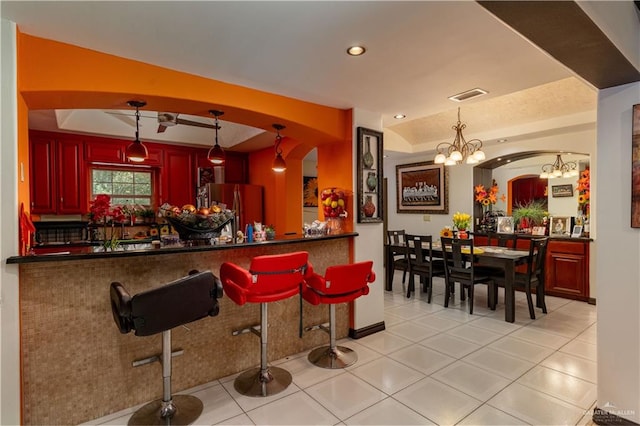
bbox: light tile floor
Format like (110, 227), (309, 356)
(85, 276), (598, 425)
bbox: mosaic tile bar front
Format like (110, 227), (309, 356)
(19, 237), (353, 425)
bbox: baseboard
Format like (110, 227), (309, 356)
(349, 321), (385, 339)
(592, 406), (638, 425)
(588, 297), (597, 305)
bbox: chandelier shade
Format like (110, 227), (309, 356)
(539, 154), (578, 179)
(125, 100), (148, 163)
(434, 108), (485, 166)
(271, 124), (286, 172)
(207, 110), (225, 165)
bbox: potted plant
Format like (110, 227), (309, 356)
(137, 208), (156, 224)
(265, 225), (276, 240)
(512, 200), (547, 232)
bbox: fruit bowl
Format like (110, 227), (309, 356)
(160, 204), (235, 241)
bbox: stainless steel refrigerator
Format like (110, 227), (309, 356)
(196, 183), (264, 230)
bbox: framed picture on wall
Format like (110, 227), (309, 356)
(396, 161), (448, 214)
(357, 127), (383, 223)
(303, 176), (318, 207)
(551, 184), (573, 198)
(632, 104), (640, 227)
(550, 216), (572, 236)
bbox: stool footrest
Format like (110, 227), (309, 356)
(304, 322), (329, 333)
(132, 349), (184, 367)
(232, 324), (261, 337)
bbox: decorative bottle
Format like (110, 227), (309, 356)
(366, 172), (377, 191)
(363, 195), (376, 217)
(363, 136), (374, 169)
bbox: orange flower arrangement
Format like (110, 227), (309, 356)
(475, 180), (505, 207)
(577, 168), (590, 215)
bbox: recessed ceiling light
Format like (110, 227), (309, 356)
(346, 45), (366, 56)
(497, 138), (508, 143)
(394, 114), (406, 119)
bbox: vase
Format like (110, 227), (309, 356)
(366, 171), (377, 191)
(363, 195), (376, 217)
(363, 136), (374, 169)
(458, 230), (468, 239)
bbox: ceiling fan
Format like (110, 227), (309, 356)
(157, 112), (217, 133)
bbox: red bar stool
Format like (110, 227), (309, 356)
(302, 261), (375, 368)
(220, 251), (310, 397)
(110, 270), (223, 426)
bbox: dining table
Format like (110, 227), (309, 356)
(385, 241), (530, 323)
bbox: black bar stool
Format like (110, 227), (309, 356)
(110, 270), (223, 426)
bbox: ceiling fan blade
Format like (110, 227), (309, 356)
(176, 117), (216, 129)
(157, 124), (167, 133)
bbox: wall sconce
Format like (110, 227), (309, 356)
(207, 110), (225, 165)
(125, 100), (148, 163)
(272, 124), (287, 172)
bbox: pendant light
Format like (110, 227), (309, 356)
(126, 100), (148, 163)
(207, 110), (225, 165)
(272, 124), (287, 172)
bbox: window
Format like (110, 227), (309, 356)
(91, 167), (153, 207)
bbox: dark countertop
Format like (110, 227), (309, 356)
(7, 232), (358, 264)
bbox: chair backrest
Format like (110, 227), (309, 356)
(320, 260), (375, 296)
(248, 251), (310, 295)
(110, 270), (222, 337)
(387, 230), (405, 245)
(441, 237), (475, 280)
(487, 232), (517, 248)
(528, 237), (549, 281)
(405, 234), (434, 268)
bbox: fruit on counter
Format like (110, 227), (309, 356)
(197, 207), (210, 215)
(320, 187), (347, 218)
(210, 205), (222, 213)
(182, 204), (197, 213)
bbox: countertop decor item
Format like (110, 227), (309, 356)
(356, 127), (384, 223)
(160, 203), (234, 241)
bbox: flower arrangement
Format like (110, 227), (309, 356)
(577, 168), (590, 216)
(474, 180), (505, 207)
(452, 211), (471, 231)
(440, 227), (454, 238)
(89, 194), (125, 249)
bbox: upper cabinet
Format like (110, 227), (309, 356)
(30, 134), (85, 214)
(29, 130), (249, 214)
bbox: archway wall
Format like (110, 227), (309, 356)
(16, 32), (353, 235)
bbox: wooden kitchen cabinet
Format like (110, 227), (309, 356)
(160, 147), (195, 207)
(195, 149), (249, 183)
(84, 139), (126, 163)
(30, 134), (85, 214)
(545, 239), (589, 301)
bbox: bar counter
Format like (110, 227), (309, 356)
(9, 232), (358, 425)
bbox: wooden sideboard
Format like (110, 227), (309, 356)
(473, 234), (590, 302)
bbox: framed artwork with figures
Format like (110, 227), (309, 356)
(396, 161), (448, 214)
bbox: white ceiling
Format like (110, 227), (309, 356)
(2, 1), (598, 155)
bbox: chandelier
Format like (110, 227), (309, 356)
(539, 154), (578, 179)
(434, 108), (485, 165)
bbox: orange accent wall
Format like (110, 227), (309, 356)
(16, 32), (354, 234)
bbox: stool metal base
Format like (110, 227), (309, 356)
(234, 366), (292, 397)
(308, 345), (357, 369)
(128, 394), (203, 426)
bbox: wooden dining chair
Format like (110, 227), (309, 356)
(440, 237), (494, 314)
(387, 230), (409, 288)
(404, 234), (445, 301)
(487, 232), (518, 248)
(490, 237), (549, 319)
